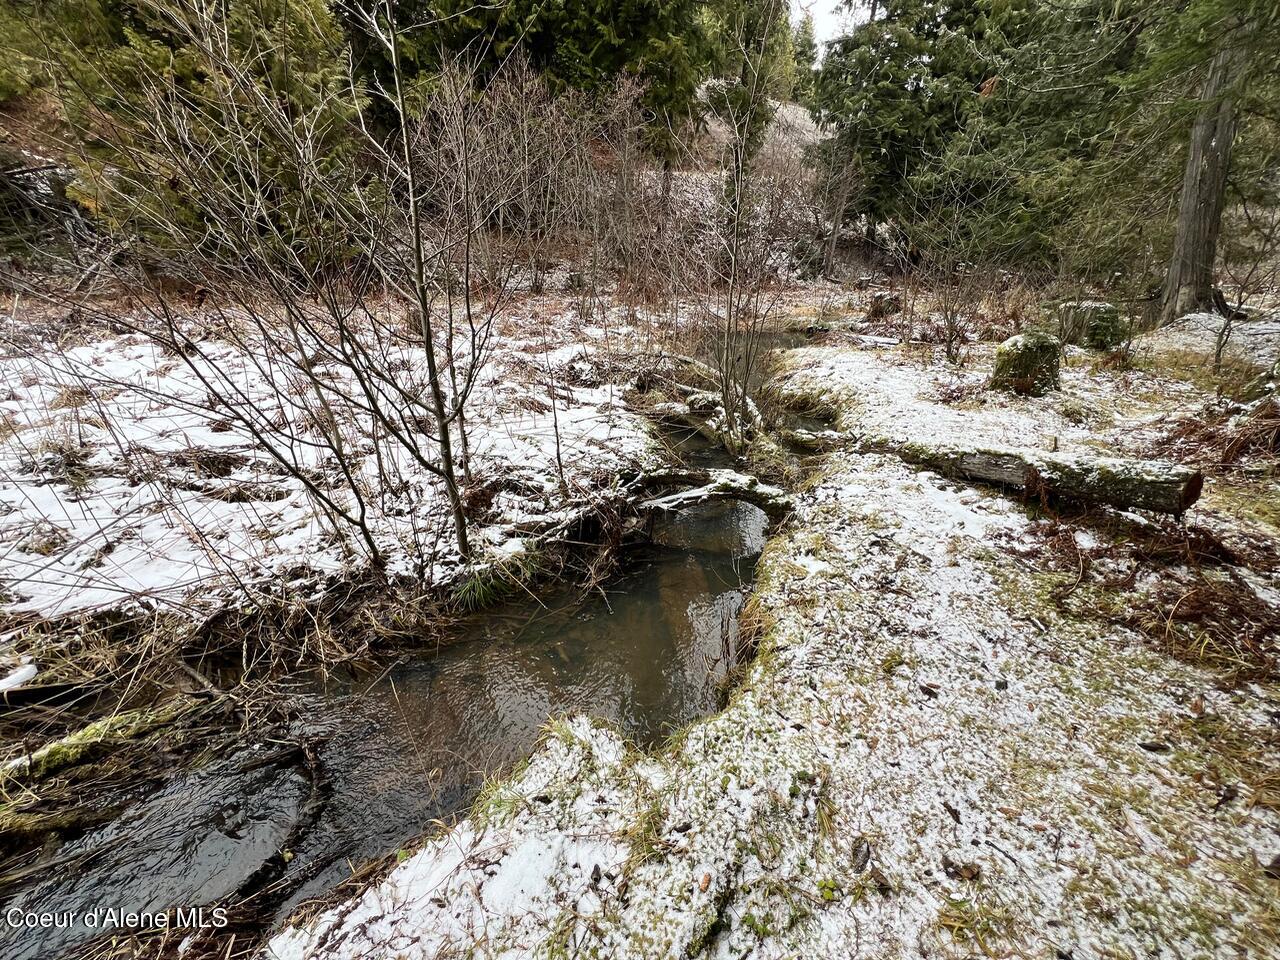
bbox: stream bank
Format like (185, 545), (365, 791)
(0, 496), (772, 960)
(267, 338), (1279, 960)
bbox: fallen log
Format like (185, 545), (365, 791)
(1, 697), (198, 787)
(868, 439), (1204, 515)
(778, 427), (1202, 514)
(633, 467), (791, 522)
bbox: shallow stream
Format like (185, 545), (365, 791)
(2, 499), (767, 960)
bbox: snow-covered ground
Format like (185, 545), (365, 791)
(0, 306), (657, 620)
(265, 342), (1280, 959)
(1140, 311), (1280, 368)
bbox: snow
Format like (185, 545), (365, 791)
(0, 310), (659, 618)
(1140, 311), (1280, 368)
(0, 660), (37, 691)
(265, 342), (1279, 960)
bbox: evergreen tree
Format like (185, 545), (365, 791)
(791, 11), (818, 106)
(50, 0), (366, 266)
(1133, 0), (1280, 320)
(347, 0), (710, 163)
(812, 0), (990, 252)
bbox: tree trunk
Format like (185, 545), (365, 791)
(822, 141), (856, 279)
(1160, 45), (1244, 325)
(822, 175), (850, 278)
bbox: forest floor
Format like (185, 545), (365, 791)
(1, 280), (1277, 958)
(262, 305), (1280, 959)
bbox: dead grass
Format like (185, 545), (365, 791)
(1117, 573), (1279, 684)
(1016, 514), (1278, 684)
(48, 385), (92, 410)
(1174, 712), (1280, 813)
(1152, 397), (1280, 469)
(1137, 347), (1264, 401)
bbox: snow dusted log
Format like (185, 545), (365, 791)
(634, 467), (791, 521)
(792, 430), (1203, 514)
(880, 440), (1204, 515)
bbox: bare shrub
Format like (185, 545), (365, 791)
(14, 0), (653, 583)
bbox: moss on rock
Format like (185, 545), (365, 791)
(1242, 358), (1279, 401)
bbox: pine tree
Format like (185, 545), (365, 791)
(812, 0), (989, 257)
(1138, 0), (1280, 321)
(349, 0), (710, 165)
(51, 0), (366, 267)
(791, 12), (818, 106)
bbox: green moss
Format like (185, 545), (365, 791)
(991, 332), (1061, 396)
(2, 699), (192, 787)
(1057, 301), (1128, 350)
(880, 649), (906, 675)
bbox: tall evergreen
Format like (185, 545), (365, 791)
(791, 12), (818, 106)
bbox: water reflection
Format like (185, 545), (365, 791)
(3, 500), (769, 959)
(283, 500), (764, 914)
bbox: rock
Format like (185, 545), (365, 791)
(1056, 301), (1128, 350)
(990, 332), (1061, 396)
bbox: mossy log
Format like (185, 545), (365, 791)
(883, 440), (1204, 515)
(781, 428), (847, 452)
(1, 698), (194, 787)
(634, 467), (791, 521)
(794, 430), (1203, 514)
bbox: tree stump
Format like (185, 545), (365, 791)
(1057, 301), (1127, 350)
(868, 291), (902, 320)
(991, 332), (1061, 396)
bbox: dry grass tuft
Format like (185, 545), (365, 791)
(1019, 514), (1278, 684)
(1154, 397), (1280, 468)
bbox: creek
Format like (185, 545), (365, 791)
(2, 498), (767, 960)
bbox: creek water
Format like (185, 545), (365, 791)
(2, 499), (767, 960)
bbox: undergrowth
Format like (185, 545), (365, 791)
(1014, 512), (1278, 684)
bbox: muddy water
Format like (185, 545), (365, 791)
(2, 500), (766, 960)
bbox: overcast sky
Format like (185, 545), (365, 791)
(792, 0), (862, 52)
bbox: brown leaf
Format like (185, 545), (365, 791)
(942, 855), (982, 882)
